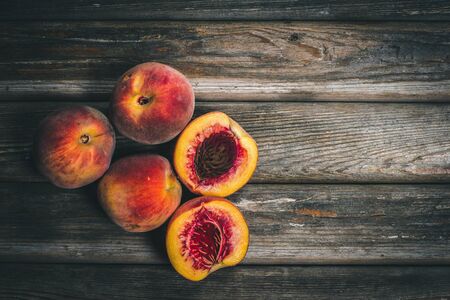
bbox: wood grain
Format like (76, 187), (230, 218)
(1, 264), (449, 299)
(1, 182), (449, 264)
(1, 22), (449, 101)
(2, 102), (450, 183)
(1, 1), (450, 21)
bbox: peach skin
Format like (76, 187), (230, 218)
(33, 106), (115, 189)
(110, 62), (195, 145)
(98, 154), (182, 232)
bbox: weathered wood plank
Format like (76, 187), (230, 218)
(1, 182), (449, 264)
(1, 102), (450, 183)
(1, 1), (450, 21)
(1, 264), (449, 299)
(1, 22), (449, 101)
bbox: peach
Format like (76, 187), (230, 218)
(174, 112), (258, 197)
(33, 106), (115, 189)
(98, 154), (181, 232)
(110, 62), (195, 145)
(166, 196), (249, 281)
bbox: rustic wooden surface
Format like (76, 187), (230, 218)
(1, 102), (450, 183)
(2, 0), (450, 21)
(1, 1), (450, 299)
(1, 183), (449, 264)
(1, 264), (450, 299)
(1, 22), (449, 101)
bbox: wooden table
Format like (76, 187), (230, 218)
(1, 1), (450, 299)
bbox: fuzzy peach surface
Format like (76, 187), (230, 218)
(166, 197), (249, 281)
(111, 62), (195, 145)
(33, 106), (115, 189)
(98, 154), (181, 232)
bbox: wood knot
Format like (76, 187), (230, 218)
(288, 33), (301, 42)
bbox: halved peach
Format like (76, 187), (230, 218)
(174, 112), (258, 197)
(166, 196), (249, 281)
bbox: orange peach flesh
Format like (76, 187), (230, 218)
(111, 62), (195, 145)
(33, 106), (115, 189)
(98, 154), (181, 232)
(174, 112), (258, 197)
(166, 197), (249, 281)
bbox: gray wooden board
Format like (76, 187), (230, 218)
(1, 0), (450, 21)
(1, 102), (450, 183)
(1, 264), (449, 299)
(1, 182), (449, 264)
(1, 22), (449, 101)
(2, 2), (450, 299)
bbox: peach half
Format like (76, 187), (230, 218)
(174, 112), (258, 197)
(166, 196), (249, 281)
(110, 62), (195, 145)
(33, 106), (115, 189)
(98, 154), (181, 232)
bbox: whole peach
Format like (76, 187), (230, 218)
(110, 62), (195, 145)
(33, 106), (115, 189)
(98, 154), (182, 232)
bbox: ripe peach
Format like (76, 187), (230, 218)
(98, 154), (181, 232)
(166, 196), (249, 281)
(110, 62), (195, 145)
(33, 106), (115, 189)
(174, 112), (258, 197)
